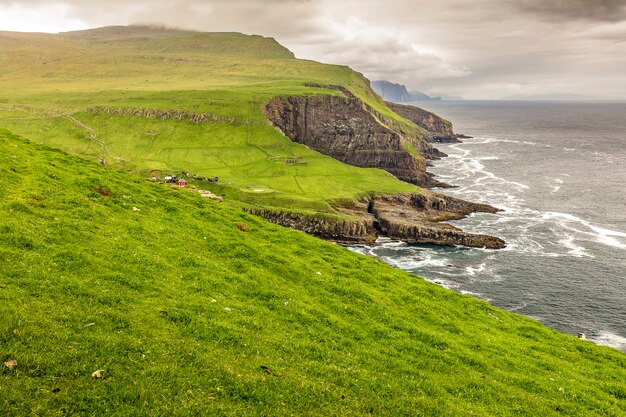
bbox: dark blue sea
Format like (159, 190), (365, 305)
(350, 100), (626, 351)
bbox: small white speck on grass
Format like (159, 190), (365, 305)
(132, 207), (140, 212)
(85, 323), (96, 327)
(558, 387), (565, 392)
(316, 271), (322, 275)
(4, 360), (17, 370)
(92, 369), (105, 378)
(211, 299), (217, 303)
(284, 301), (289, 306)
(224, 307), (231, 312)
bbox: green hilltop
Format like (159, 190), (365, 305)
(1, 129), (625, 415)
(0, 26), (418, 217)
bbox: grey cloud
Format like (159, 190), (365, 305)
(0, 0), (322, 36)
(0, 0), (624, 99)
(512, 0), (626, 22)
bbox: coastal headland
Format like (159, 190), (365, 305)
(1, 26), (625, 416)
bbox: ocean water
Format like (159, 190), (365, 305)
(349, 101), (626, 351)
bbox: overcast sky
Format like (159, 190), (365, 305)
(1, 0), (625, 99)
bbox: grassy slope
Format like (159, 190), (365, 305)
(0, 27), (417, 216)
(1, 130), (625, 415)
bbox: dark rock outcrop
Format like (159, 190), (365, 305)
(87, 106), (243, 125)
(248, 191), (506, 249)
(368, 193), (505, 249)
(244, 208), (377, 244)
(263, 86), (445, 187)
(385, 102), (463, 143)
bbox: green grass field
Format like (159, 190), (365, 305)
(0, 26), (420, 216)
(2, 26), (625, 415)
(1, 129), (625, 416)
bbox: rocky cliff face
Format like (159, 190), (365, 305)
(244, 208), (377, 244)
(259, 85), (505, 248)
(247, 191), (505, 249)
(385, 102), (462, 143)
(263, 86), (446, 187)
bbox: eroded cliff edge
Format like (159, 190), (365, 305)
(260, 85), (505, 249)
(246, 191), (505, 249)
(263, 85), (446, 188)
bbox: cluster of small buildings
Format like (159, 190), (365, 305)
(151, 172), (220, 189)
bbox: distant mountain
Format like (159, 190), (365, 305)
(371, 80), (441, 103)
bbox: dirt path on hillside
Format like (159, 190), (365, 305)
(64, 115), (128, 164)
(3, 104), (129, 164)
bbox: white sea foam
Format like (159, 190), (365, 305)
(588, 224), (626, 249)
(558, 234), (588, 258)
(346, 246), (368, 256)
(542, 211), (626, 251)
(413, 256), (449, 269)
(465, 263), (486, 276)
(467, 137), (553, 149)
(425, 277), (460, 290)
(592, 331), (626, 351)
(432, 137), (626, 258)
(379, 240), (406, 248)
(384, 257), (424, 270)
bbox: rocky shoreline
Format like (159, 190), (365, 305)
(257, 85), (506, 249)
(247, 191), (505, 249)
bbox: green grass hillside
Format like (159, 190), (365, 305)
(0, 26), (419, 216)
(1, 130), (625, 415)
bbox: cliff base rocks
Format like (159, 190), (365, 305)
(368, 193), (505, 249)
(248, 191), (505, 249)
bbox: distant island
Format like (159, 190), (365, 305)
(371, 80), (442, 103)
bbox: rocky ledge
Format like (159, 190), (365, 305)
(368, 192), (505, 249)
(248, 191), (505, 249)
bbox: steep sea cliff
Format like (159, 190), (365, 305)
(260, 86), (505, 248)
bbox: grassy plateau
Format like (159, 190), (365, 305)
(0, 26), (625, 416)
(0, 26), (417, 217)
